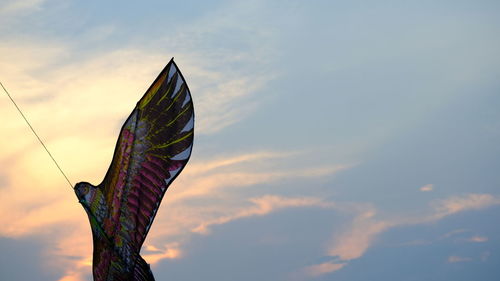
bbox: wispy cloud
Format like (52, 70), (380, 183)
(441, 229), (469, 239)
(0, 0), (46, 15)
(327, 209), (393, 261)
(432, 193), (500, 218)
(448, 256), (472, 263)
(419, 184), (434, 192)
(303, 261), (347, 277)
(304, 193), (500, 277)
(185, 151), (296, 175)
(171, 164), (347, 202)
(466, 236), (488, 243)
(192, 195), (334, 235)
(2, 44), (252, 135)
(194, 75), (271, 134)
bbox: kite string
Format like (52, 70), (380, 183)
(0, 81), (74, 189)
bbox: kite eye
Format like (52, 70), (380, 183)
(75, 183), (91, 200)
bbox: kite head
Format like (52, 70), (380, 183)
(74, 182), (95, 205)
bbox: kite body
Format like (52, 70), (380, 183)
(75, 59), (194, 281)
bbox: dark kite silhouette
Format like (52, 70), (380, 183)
(74, 59), (194, 281)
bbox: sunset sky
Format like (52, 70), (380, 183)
(1, 1), (500, 280)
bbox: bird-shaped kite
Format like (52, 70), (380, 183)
(74, 59), (194, 281)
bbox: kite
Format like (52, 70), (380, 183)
(74, 58), (194, 281)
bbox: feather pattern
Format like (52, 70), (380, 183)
(74, 59), (194, 281)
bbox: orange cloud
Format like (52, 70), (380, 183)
(142, 243), (182, 265)
(57, 272), (88, 281)
(327, 210), (393, 261)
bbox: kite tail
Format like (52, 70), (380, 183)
(133, 255), (155, 281)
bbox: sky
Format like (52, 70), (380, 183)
(1, 0), (500, 280)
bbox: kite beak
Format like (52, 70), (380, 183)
(74, 182), (85, 203)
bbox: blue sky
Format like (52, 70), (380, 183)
(1, 0), (500, 280)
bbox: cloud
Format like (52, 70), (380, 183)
(0, 0), (46, 15)
(56, 270), (90, 281)
(432, 193), (500, 218)
(192, 195), (334, 235)
(419, 184), (434, 192)
(185, 151), (296, 175)
(0, 41), (273, 176)
(440, 230), (489, 244)
(133, 149), (350, 271)
(170, 164), (346, 202)
(327, 209), (393, 261)
(303, 261), (347, 277)
(448, 256), (472, 263)
(305, 193), (500, 277)
(193, 75), (271, 134)
(142, 243), (182, 265)
(441, 229), (469, 239)
(143, 151), (347, 257)
(466, 236), (488, 243)
(164, 149), (351, 204)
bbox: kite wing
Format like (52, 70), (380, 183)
(91, 59), (194, 280)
